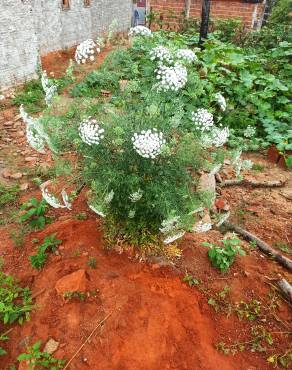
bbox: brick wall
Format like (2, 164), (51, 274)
(0, 0), (132, 88)
(149, 0), (265, 29)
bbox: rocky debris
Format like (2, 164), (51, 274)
(44, 338), (59, 354)
(55, 269), (88, 296)
(24, 156), (36, 162)
(215, 198), (230, 212)
(280, 189), (292, 201)
(197, 173), (216, 194)
(10, 172), (23, 180)
(3, 121), (13, 127)
(193, 212), (212, 233)
(2, 169), (23, 180)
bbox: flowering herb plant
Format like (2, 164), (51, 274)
(27, 28), (233, 252)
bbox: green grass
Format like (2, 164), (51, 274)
(12, 79), (45, 113)
(0, 184), (20, 208)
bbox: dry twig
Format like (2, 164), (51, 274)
(223, 221), (292, 271)
(63, 311), (113, 369)
(219, 179), (286, 188)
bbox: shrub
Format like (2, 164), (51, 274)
(36, 29), (231, 251)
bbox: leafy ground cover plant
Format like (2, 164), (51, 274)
(13, 79), (45, 114)
(203, 234), (245, 272)
(29, 234), (61, 270)
(0, 266), (33, 325)
(20, 198), (50, 229)
(17, 341), (66, 369)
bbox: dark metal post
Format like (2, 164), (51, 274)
(199, 0), (211, 47)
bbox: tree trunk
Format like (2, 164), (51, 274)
(199, 0), (211, 47)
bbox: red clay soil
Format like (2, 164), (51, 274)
(0, 169), (291, 369)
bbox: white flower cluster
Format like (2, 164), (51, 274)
(40, 182), (72, 210)
(41, 71), (57, 106)
(155, 63), (187, 92)
(128, 25), (152, 38)
(159, 216), (185, 244)
(215, 93), (226, 111)
(20, 105), (45, 153)
(129, 189), (143, 202)
(132, 129), (166, 159)
(176, 49), (197, 64)
(75, 39), (100, 64)
(150, 46), (173, 64)
(244, 125), (256, 138)
(192, 108), (214, 132)
(211, 126), (230, 147)
(79, 118), (105, 146)
(202, 126), (230, 148)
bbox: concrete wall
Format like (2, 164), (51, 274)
(0, 0), (132, 88)
(0, 0), (39, 88)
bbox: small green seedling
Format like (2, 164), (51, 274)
(87, 257), (97, 269)
(0, 267), (33, 325)
(20, 198), (50, 229)
(63, 291), (86, 301)
(236, 299), (261, 321)
(252, 163), (265, 172)
(74, 212), (88, 220)
(29, 234), (62, 270)
(203, 234), (245, 272)
(17, 341), (66, 369)
(249, 240), (257, 249)
(182, 273), (200, 287)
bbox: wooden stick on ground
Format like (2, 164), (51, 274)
(277, 279), (292, 304)
(223, 221), (292, 272)
(63, 311), (113, 369)
(219, 179), (287, 188)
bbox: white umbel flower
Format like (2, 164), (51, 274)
(215, 93), (226, 111)
(155, 63), (187, 92)
(191, 108), (214, 131)
(150, 46), (173, 64)
(75, 39), (100, 64)
(132, 129), (166, 159)
(128, 25), (152, 37)
(129, 189), (143, 202)
(210, 126), (229, 147)
(243, 125), (256, 138)
(79, 118), (105, 146)
(41, 71), (57, 106)
(176, 49), (197, 64)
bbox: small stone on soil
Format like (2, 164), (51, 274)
(44, 338), (59, 354)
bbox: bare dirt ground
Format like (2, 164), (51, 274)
(0, 50), (291, 370)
